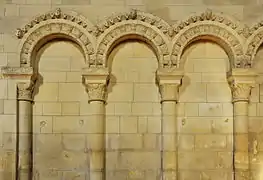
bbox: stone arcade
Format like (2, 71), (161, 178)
(1, 6), (263, 180)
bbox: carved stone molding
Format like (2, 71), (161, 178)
(14, 8), (263, 71)
(82, 67), (109, 103)
(172, 9), (244, 68)
(227, 68), (257, 102)
(17, 8), (95, 68)
(95, 10), (171, 68)
(156, 68), (184, 102)
(1, 67), (33, 77)
(17, 79), (37, 101)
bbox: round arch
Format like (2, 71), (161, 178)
(171, 9), (244, 69)
(16, 8), (95, 69)
(245, 21), (263, 67)
(94, 10), (172, 68)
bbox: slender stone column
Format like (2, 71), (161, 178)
(16, 80), (36, 180)
(156, 68), (184, 180)
(82, 67), (109, 180)
(227, 68), (257, 180)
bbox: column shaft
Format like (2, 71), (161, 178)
(17, 82), (35, 180)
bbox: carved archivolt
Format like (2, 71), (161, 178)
(94, 10), (171, 68)
(16, 8), (95, 68)
(171, 9), (244, 68)
(9, 8), (263, 72)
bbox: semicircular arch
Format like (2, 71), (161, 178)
(171, 9), (244, 68)
(17, 8), (95, 69)
(94, 10), (172, 68)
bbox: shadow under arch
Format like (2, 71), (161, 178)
(106, 38), (159, 95)
(32, 38), (85, 98)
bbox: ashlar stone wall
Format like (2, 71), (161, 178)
(2, 0), (263, 180)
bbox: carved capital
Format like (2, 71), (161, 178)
(17, 80), (36, 101)
(156, 68), (184, 102)
(227, 68), (257, 103)
(82, 67), (109, 103)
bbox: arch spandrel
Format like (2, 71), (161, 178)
(16, 8), (96, 69)
(94, 10), (173, 68)
(171, 9), (245, 69)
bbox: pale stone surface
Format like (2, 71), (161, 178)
(1, 2), (263, 180)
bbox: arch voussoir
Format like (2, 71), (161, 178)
(93, 10), (172, 68)
(171, 9), (245, 68)
(16, 8), (95, 68)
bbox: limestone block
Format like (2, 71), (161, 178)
(106, 134), (120, 150)
(106, 102), (115, 115)
(114, 102), (132, 115)
(133, 83), (159, 102)
(178, 117), (212, 133)
(249, 117), (263, 133)
(178, 171), (200, 180)
(35, 83), (59, 101)
(106, 116), (120, 133)
(147, 116), (161, 133)
(202, 73), (227, 83)
(66, 72), (82, 82)
(0, 100), (3, 114)
(136, 71), (156, 83)
(1, 115), (16, 133)
(248, 103), (257, 116)
(120, 134), (143, 150)
(222, 103), (233, 116)
(207, 83), (232, 102)
(0, 80), (7, 99)
(33, 116), (53, 133)
(119, 152), (160, 170)
(108, 83), (133, 102)
(185, 73), (202, 82)
(152, 103), (161, 116)
(7, 79), (16, 99)
(251, 84), (259, 102)
(26, 0), (52, 4)
(212, 117), (233, 134)
(163, 134), (176, 151)
(62, 134), (85, 151)
(61, 102), (79, 115)
(138, 116), (147, 133)
(90, 0), (125, 5)
(35, 134), (62, 153)
(143, 134), (160, 150)
(39, 57), (71, 72)
(185, 103), (198, 116)
(120, 116), (138, 133)
(179, 83), (207, 102)
(199, 103), (223, 117)
(41, 72), (66, 82)
(4, 4), (19, 16)
(178, 152), (217, 169)
(53, 116), (104, 133)
(132, 103), (153, 115)
(3, 34), (18, 52)
(58, 83), (87, 102)
(2, 133), (15, 150)
(177, 103), (185, 116)
(89, 151), (104, 170)
(2, 151), (16, 172)
(86, 134), (104, 150)
(217, 152), (233, 169)
(163, 151), (177, 170)
(178, 135), (194, 150)
(234, 134), (248, 151)
(195, 134), (227, 149)
(36, 169), (63, 180)
(194, 59), (227, 73)
(42, 102), (61, 115)
(63, 171), (86, 180)
(0, 53), (7, 67)
(33, 102), (43, 115)
(19, 5), (51, 17)
(257, 103), (263, 116)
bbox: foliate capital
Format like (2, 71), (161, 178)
(82, 67), (109, 103)
(156, 68), (184, 102)
(227, 68), (257, 103)
(17, 80), (36, 101)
